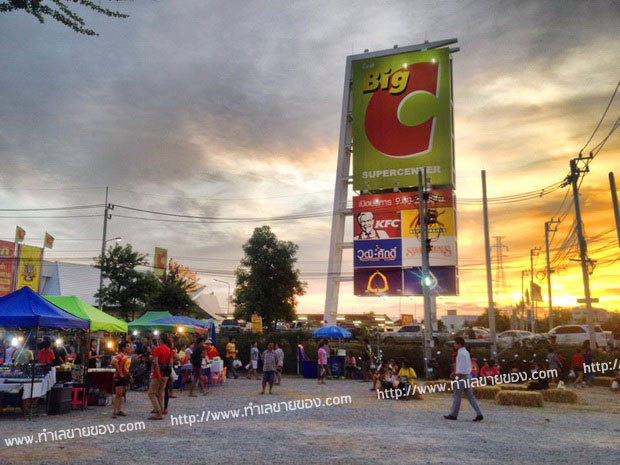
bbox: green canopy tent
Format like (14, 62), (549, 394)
(44, 296), (128, 333)
(127, 311), (202, 334)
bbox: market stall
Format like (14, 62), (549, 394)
(0, 287), (89, 417)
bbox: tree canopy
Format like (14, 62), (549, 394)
(0, 0), (128, 36)
(233, 226), (306, 325)
(149, 260), (201, 317)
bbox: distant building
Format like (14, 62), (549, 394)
(440, 309), (478, 332)
(295, 313), (394, 329)
(570, 307), (611, 324)
(40, 261), (104, 306)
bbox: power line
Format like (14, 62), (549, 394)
(0, 204), (104, 212)
(579, 80), (619, 154)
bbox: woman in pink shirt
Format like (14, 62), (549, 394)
(317, 341), (328, 385)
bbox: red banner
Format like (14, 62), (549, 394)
(353, 189), (454, 213)
(0, 241), (16, 296)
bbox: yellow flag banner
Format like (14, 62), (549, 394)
(154, 247), (168, 278)
(16, 244), (43, 292)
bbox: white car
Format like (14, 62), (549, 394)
(497, 330), (536, 348)
(548, 324), (609, 349)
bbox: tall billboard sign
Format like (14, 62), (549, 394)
(352, 48), (454, 191)
(0, 241), (16, 297)
(154, 247), (168, 278)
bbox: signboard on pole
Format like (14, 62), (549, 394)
(352, 48), (454, 191)
(0, 241), (16, 297)
(15, 244), (43, 292)
(251, 314), (263, 334)
(154, 247), (168, 278)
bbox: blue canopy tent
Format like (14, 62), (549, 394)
(312, 325), (352, 339)
(0, 287), (89, 418)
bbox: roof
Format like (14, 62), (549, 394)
(44, 296), (128, 333)
(41, 261), (105, 306)
(0, 287), (89, 329)
(193, 293), (224, 321)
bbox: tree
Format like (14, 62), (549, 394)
(150, 261), (201, 317)
(0, 0), (128, 36)
(233, 226), (306, 324)
(473, 308), (511, 333)
(95, 244), (160, 320)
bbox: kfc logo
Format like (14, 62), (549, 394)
(354, 211), (401, 240)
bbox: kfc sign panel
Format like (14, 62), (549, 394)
(354, 211), (401, 240)
(354, 239), (402, 268)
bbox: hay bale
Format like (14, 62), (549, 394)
(549, 382), (558, 389)
(472, 386), (501, 399)
(495, 390), (544, 407)
(592, 377), (614, 387)
(498, 384), (528, 391)
(540, 389), (579, 404)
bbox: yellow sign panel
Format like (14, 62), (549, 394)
(16, 244), (43, 292)
(251, 314), (263, 334)
(401, 207), (455, 238)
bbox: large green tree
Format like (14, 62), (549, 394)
(95, 244), (160, 320)
(0, 0), (128, 36)
(233, 226), (306, 325)
(150, 262), (201, 317)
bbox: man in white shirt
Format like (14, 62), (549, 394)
(444, 337), (483, 422)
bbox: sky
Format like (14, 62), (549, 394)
(1, 0), (619, 319)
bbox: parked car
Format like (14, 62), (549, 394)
(497, 330), (537, 348)
(446, 328), (492, 347)
(379, 324), (449, 346)
(548, 324), (609, 349)
(290, 321), (317, 332)
(219, 318), (241, 334)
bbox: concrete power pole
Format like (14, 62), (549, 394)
(610, 172), (620, 248)
(482, 171), (498, 356)
(529, 247), (540, 333)
(544, 219), (560, 331)
(568, 157), (597, 350)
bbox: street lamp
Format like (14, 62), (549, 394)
(213, 278), (231, 314)
(98, 236), (122, 309)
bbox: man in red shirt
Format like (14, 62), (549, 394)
(205, 339), (219, 359)
(571, 348), (585, 388)
(148, 334), (172, 420)
(36, 341), (55, 365)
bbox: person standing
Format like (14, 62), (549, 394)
(189, 337), (207, 397)
(88, 339), (102, 368)
(571, 348), (585, 388)
(546, 349), (561, 383)
(275, 343), (284, 385)
(361, 338), (373, 382)
(247, 341), (260, 380)
(317, 341), (328, 385)
(36, 341), (55, 365)
(260, 342), (277, 395)
(444, 337), (484, 422)
(14, 341), (34, 366)
(148, 334), (172, 420)
(225, 337), (239, 379)
(111, 341), (132, 418)
(583, 347), (594, 387)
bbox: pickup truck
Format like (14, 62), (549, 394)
(379, 325), (449, 346)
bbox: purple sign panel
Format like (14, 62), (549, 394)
(354, 239), (402, 268)
(354, 267), (403, 296)
(403, 266), (458, 296)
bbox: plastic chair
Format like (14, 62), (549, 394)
(71, 386), (87, 409)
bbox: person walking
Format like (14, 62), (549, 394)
(225, 337), (239, 379)
(361, 338), (373, 382)
(275, 343), (284, 385)
(444, 337), (484, 422)
(260, 342), (277, 395)
(189, 337), (207, 397)
(148, 334), (172, 420)
(583, 347), (594, 387)
(247, 341), (260, 380)
(111, 341), (133, 418)
(317, 341), (328, 385)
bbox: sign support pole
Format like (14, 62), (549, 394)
(481, 170), (497, 356)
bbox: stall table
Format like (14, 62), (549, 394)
(87, 368), (115, 394)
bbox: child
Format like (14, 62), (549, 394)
(346, 350), (357, 379)
(247, 341), (260, 380)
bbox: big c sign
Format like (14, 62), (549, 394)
(352, 48), (453, 190)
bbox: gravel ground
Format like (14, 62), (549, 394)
(0, 377), (619, 465)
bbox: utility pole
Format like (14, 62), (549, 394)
(544, 219), (560, 331)
(568, 157), (597, 350)
(482, 171), (498, 356)
(610, 172), (620, 248)
(418, 170), (432, 378)
(530, 247), (540, 333)
(98, 187), (111, 310)
(492, 236), (508, 302)
(520, 269), (529, 330)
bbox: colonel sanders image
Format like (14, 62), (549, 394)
(355, 212), (389, 240)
